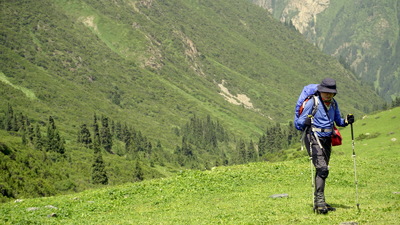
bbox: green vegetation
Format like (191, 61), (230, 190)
(0, 103), (299, 201)
(0, 0), (385, 200)
(261, 0), (400, 101)
(1, 107), (399, 224)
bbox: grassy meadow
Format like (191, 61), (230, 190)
(1, 107), (399, 224)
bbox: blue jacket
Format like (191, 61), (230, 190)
(296, 96), (347, 137)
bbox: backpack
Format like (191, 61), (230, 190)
(294, 84), (319, 131)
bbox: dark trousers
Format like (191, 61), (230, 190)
(305, 131), (332, 205)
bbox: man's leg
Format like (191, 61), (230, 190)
(310, 136), (331, 213)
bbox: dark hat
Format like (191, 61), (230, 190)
(318, 78), (337, 94)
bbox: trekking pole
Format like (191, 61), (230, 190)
(306, 121), (315, 208)
(351, 123), (360, 210)
(310, 155), (314, 207)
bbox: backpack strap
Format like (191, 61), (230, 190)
(309, 95), (324, 150)
(310, 95), (319, 117)
(300, 95), (320, 150)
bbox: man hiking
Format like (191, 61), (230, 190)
(295, 78), (354, 214)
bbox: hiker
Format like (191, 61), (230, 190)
(295, 78), (354, 214)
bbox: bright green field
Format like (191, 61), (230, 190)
(1, 108), (399, 224)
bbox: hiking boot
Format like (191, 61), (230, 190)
(326, 203), (336, 211)
(313, 203), (329, 214)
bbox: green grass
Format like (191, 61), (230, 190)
(1, 108), (399, 224)
(0, 72), (37, 100)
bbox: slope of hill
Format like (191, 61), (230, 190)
(1, 107), (399, 224)
(0, 0), (384, 199)
(0, 0), (382, 141)
(252, 0), (400, 101)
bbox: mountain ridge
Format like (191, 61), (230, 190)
(252, 0), (400, 101)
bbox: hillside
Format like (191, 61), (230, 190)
(1, 107), (399, 224)
(252, 0), (400, 101)
(0, 0), (384, 199)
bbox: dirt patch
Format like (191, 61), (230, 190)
(218, 80), (254, 109)
(80, 16), (98, 32)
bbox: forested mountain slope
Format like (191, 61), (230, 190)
(0, 0), (383, 200)
(252, 0), (400, 101)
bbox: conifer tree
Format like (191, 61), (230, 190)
(258, 134), (267, 157)
(110, 119), (115, 137)
(175, 145), (184, 166)
(236, 139), (247, 164)
(91, 144), (108, 185)
(247, 140), (257, 162)
(92, 114), (101, 149)
(16, 112), (24, 132)
(27, 123), (35, 144)
(181, 136), (193, 157)
(78, 124), (92, 148)
(115, 121), (122, 140)
(46, 116), (56, 151)
(21, 128), (27, 145)
(145, 141), (152, 158)
(11, 115), (18, 132)
(287, 121), (299, 146)
(392, 96), (400, 108)
(46, 116), (65, 154)
(100, 117), (113, 153)
(34, 124), (43, 150)
(133, 160), (144, 182)
(4, 104), (14, 131)
(54, 130), (66, 154)
(263, 123), (285, 154)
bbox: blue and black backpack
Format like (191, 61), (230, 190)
(294, 84), (319, 131)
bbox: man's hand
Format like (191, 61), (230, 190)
(346, 114), (355, 124)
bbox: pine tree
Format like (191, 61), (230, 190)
(145, 141), (152, 158)
(258, 134), (267, 157)
(34, 124), (43, 150)
(27, 123), (35, 144)
(15, 112), (24, 132)
(115, 121), (122, 140)
(46, 116), (56, 152)
(181, 136), (193, 157)
(247, 140), (257, 162)
(46, 116), (65, 154)
(236, 139), (247, 164)
(392, 96), (400, 108)
(92, 115), (101, 150)
(265, 123), (285, 153)
(21, 128), (27, 145)
(100, 117), (113, 153)
(287, 121), (299, 146)
(78, 124), (92, 148)
(133, 160), (144, 182)
(54, 130), (65, 154)
(4, 104), (14, 131)
(110, 119), (114, 136)
(91, 145), (108, 185)
(175, 145), (185, 166)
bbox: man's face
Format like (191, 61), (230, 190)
(320, 92), (334, 101)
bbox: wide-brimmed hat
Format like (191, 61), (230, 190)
(317, 78), (337, 94)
